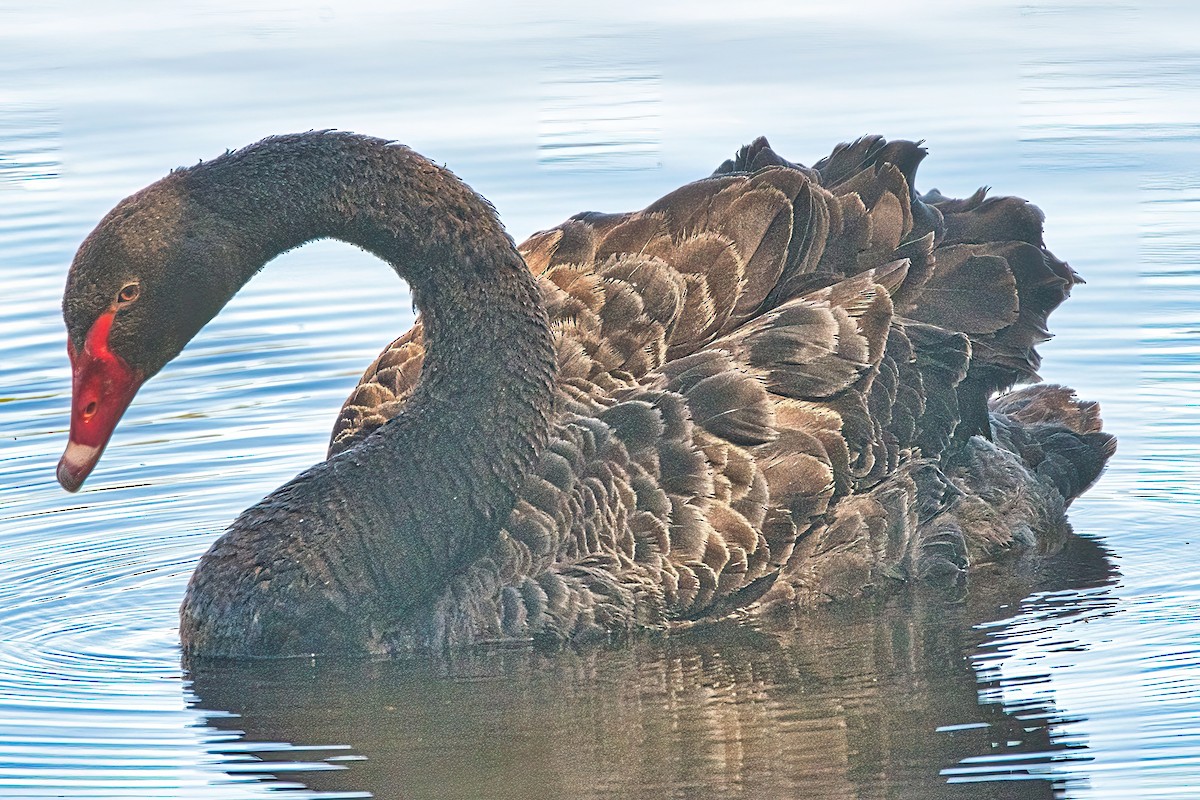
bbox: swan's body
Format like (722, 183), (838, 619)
(58, 132), (1113, 657)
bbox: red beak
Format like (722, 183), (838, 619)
(58, 309), (144, 492)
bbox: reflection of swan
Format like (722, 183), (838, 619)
(187, 534), (1117, 798)
(56, 132), (1114, 657)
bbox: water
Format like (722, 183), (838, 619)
(1, 1), (1197, 797)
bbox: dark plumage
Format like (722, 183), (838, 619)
(56, 131), (1114, 657)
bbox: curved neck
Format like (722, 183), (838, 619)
(189, 133), (557, 619)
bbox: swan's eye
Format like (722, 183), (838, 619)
(117, 283), (140, 305)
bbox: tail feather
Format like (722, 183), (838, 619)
(1033, 430), (1117, 504)
(990, 383), (1103, 433)
(990, 385), (1116, 504)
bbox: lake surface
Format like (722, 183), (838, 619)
(2, 1), (1198, 797)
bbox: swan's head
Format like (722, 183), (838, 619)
(58, 172), (254, 492)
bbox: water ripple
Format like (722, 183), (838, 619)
(2, 2), (1200, 798)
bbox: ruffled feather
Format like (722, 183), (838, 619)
(328, 134), (1112, 646)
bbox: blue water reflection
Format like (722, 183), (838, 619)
(186, 533), (1117, 799)
(1, 1), (1198, 798)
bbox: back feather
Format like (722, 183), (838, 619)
(327, 134), (1113, 649)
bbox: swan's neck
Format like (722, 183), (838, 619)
(181, 134), (556, 647)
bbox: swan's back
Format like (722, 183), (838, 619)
(329, 136), (1113, 649)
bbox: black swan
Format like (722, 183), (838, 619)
(56, 132), (1114, 657)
